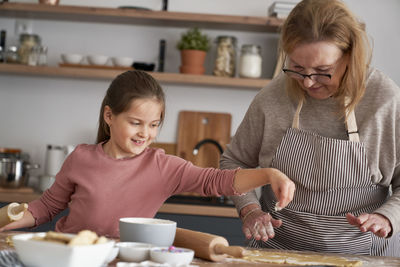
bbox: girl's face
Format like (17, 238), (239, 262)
(103, 98), (162, 159)
(287, 41), (348, 100)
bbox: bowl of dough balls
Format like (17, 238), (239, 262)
(12, 230), (115, 267)
(150, 246), (194, 265)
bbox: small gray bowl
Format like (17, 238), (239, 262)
(119, 218), (177, 246)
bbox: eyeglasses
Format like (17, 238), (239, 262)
(282, 69), (332, 84)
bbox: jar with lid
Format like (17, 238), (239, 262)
(239, 44), (262, 78)
(18, 33), (41, 65)
(213, 36), (237, 77)
(5, 46), (18, 63)
(28, 45), (41, 66)
(38, 45), (48, 66)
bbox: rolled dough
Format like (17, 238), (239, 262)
(243, 250), (362, 266)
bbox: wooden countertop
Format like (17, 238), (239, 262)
(0, 187), (239, 218)
(2, 232), (400, 266)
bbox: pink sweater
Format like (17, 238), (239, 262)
(28, 143), (238, 237)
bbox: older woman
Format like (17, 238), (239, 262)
(221, 0), (400, 257)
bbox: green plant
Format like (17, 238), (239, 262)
(176, 27), (210, 52)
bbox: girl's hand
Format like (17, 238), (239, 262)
(0, 210), (35, 232)
(268, 168), (295, 209)
(233, 168), (295, 205)
(240, 205), (282, 242)
(346, 212), (392, 238)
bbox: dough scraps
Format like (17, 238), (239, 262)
(242, 250), (362, 266)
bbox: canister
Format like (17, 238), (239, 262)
(18, 33), (41, 65)
(239, 44), (262, 78)
(213, 36), (237, 77)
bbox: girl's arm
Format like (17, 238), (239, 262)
(233, 168), (295, 209)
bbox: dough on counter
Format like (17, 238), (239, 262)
(243, 250), (362, 267)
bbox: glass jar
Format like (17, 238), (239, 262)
(5, 46), (18, 63)
(213, 36), (237, 77)
(28, 45), (41, 66)
(18, 33), (41, 65)
(239, 44), (262, 78)
(38, 45), (48, 66)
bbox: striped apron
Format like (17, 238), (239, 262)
(250, 99), (400, 257)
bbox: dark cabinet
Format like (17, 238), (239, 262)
(156, 212), (245, 246)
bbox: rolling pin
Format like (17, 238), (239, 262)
(173, 227), (248, 262)
(0, 202), (28, 228)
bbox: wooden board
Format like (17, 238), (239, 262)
(0, 187), (41, 203)
(149, 142), (177, 155)
(177, 111), (231, 169)
(0, 187), (34, 193)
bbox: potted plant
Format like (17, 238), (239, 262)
(176, 27), (210, 75)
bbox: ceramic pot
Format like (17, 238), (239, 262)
(179, 49), (206, 75)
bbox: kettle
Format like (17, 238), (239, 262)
(44, 144), (74, 176)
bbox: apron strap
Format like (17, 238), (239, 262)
(345, 97), (360, 142)
(292, 98), (303, 129)
(292, 97), (360, 142)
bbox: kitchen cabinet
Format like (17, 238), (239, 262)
(156, 213), (244, 246)
(0, 2), (283, 89)
(0, 193), (241, 244)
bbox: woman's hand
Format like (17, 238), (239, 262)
(240, 204), (282, 242)
(346, 212), (392, 238)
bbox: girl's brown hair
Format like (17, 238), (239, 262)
(279, 0), (372, 118)
(96, 70), (165, 144)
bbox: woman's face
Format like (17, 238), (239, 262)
(104, 98), (162, 159)
(287, 41), (348, 100)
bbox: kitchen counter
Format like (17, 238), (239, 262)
(1, 232), (400, 266)
(0, 187), (238, 218)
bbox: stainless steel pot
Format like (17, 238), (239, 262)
(0, 158), (40, 188)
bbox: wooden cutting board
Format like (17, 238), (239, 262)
(176, 111), (231, 168)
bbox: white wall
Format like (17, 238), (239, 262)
(1, 0), (399, 179)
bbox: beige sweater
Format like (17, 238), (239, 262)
(220, 68), (400, 235)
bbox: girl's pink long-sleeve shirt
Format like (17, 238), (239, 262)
(28, 143), (238, 237)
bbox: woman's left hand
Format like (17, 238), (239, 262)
(346, 212), (392, 238)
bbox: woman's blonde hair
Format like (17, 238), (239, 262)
(96, 70), (165, 144)
(279, 0), (372, 118)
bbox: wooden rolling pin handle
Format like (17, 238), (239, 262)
(214, 244), (248, 258)
(10, 203), (28, 215)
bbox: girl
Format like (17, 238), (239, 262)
(0, 70), (295, 238)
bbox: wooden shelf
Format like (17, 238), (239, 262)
(0, 2), (283, 32)
(0, 64), (270, 89)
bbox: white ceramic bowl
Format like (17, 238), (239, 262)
(12, 232), (115, 267)
(104, 246), (119, 264)
(87, 55), (109, 66)
(61, 53), (83, 64)
(119, 217), (177, 246)
(111, 57), (134, 67)
(116, 242), (152, 262)
(150, 246), (194, 265)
